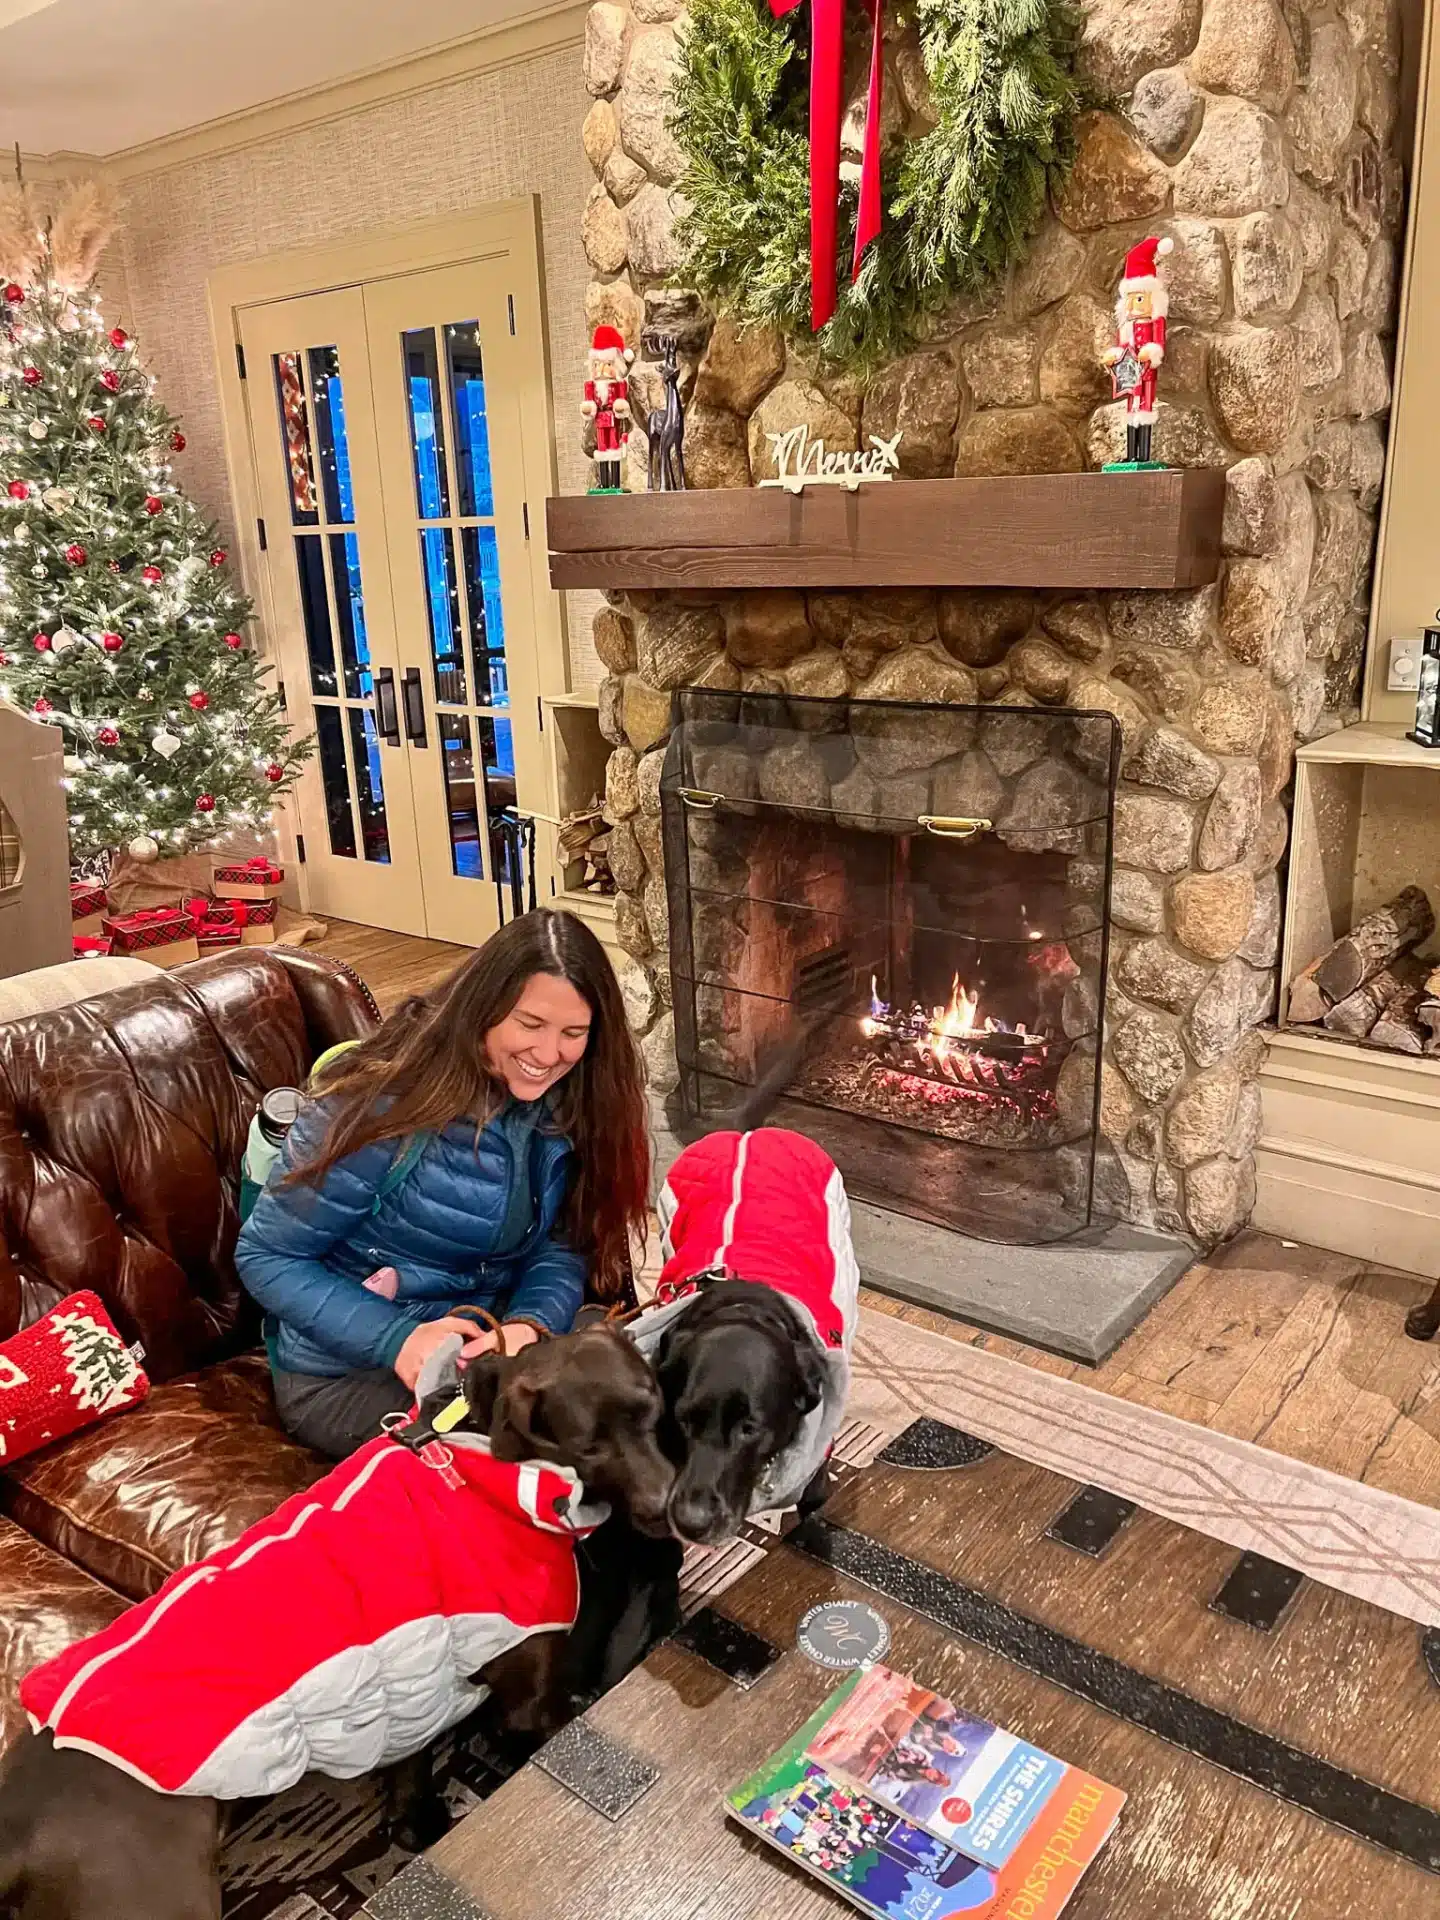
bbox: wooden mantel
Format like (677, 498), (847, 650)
(546, 469), (1226, 592)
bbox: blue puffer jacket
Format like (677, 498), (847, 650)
(235, 1099), (585, 1378)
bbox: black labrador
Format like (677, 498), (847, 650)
(0, 1326), (677, 1920)
(654, 1279), (832, 1545)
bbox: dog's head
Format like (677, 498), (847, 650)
(455, 1328), (675, 1536)
(654, 1280), (826, 1545)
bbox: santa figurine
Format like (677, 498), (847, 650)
(1103, 234), (1174, 469)
(582, 323), (634, 493)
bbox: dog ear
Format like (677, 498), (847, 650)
(794, 1337), (827, 1417)
(491, 1376), (555, 1462)
(461, 1352), (509, 1432)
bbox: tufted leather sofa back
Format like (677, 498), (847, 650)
(0, 949), (378, 1380)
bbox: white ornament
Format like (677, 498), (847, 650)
(12, 522), (28, 545)
(50, 626), (82, 654)
(150, 730), (182, 760)
(760, 425), (904, 493)
(63, 755), (84, 774)
(126, 833), (160, 863)
(27, 419), (47, 441)
(30, 562), (45, 579)
(42, 487), (74, 513)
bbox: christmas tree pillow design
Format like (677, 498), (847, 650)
(0, 1292), (149, 1463)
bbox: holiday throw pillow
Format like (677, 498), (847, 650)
(0, 1292), (149, 1465)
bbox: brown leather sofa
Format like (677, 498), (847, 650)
(0, 947), (380, 1752)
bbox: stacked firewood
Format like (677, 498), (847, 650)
(1287, 887), (1438, 1053)
(558, 801), (615, 894)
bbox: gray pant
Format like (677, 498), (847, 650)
(272, 1365), (412, 1461)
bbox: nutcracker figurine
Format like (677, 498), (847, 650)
(582, 323), (634, 493)
(1102, 234), (1174, 470)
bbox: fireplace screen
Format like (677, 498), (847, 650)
(661, 688), (1119, 1245)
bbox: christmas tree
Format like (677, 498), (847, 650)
(0, 180), (308, 863)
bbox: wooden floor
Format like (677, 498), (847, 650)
(314, 917), (1440, 1509)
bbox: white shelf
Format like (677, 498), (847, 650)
(544, 690), (601, 711)
(1296, 721), (1440, 768)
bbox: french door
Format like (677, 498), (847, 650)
(237, 257), (545, 944)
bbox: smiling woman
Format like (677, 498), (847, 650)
(235, 906), (651, 1459)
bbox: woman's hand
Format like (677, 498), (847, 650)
(456, 1321), (542, 1362)
(393, 1316), (491, 1390)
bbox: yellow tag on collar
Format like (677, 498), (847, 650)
(431, 1393), (470, 1435)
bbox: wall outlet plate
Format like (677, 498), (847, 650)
(1389, 632), (1424, 692)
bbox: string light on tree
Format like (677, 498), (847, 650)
(0, 174), (312, 858)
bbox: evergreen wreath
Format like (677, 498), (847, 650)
(670, 0), (1084, 370)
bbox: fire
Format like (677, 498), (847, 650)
(861, 973), (1046, 1093)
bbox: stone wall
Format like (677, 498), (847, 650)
(580, 0), (1409, 1248)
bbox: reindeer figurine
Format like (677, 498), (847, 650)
(643, 330), (687, 492)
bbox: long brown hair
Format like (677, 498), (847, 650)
(289, 909), (650, 1300)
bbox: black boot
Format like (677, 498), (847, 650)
(1125, 420), (1141, 465)
(1135, 423), (1153, 464)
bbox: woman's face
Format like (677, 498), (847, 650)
(484, 972), (593, 1102)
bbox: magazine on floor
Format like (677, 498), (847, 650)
(726, 1665), (1124, 1920)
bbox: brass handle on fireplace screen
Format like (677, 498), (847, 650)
(918, 815), (993, 839)
(679, 788), (721, 809)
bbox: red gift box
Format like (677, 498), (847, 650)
(101, 904), (200, 967)
(0, 1290), (149, 1465)
(212, 856), (284, 902)
(186, 893), (277, 947)
(72, 935), (113, 959)
(70, 880), (109, 936)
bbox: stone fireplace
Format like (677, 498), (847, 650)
(579, 0), (1410, 1251)
(660, 688), (1120, 1243)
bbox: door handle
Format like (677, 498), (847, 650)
(402, 668), (428, 748)
(375, 668), (400, 746)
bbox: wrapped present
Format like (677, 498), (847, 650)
(72, 935), (113, 960)
(70, 880), (109, 937)
(212, 856), (285, 902)
(0, 1290), (149, 1464)
(100, 904), (200, 968)
(185, 895), (277, 948)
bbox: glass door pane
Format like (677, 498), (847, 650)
(367, 265), (543, 948)
(239, 289), (426, 934)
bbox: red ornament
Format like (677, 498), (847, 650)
(142, 564), (163, 583)
(32, 698), (52, 715)
(100, 369), (120, 393)
(110, 327), (129, 349)
(195, 794), (215, 813)
(101, 632), (124, 653)
(188, 691), (210, 711)
(21, 367), (40, 387)
(223, 632), (244, 650)
(209, 548), (227, 567)
(170, 432), (186, 452)
(264, 763), (285, 784)
(64, 544), (88, 566)
(7, 480), (28, 500)
(86, 415), (107, 435)
(108, 560), (122, 573)
(96, 725), (120, 747)
(143, 495), (163, 515)
(32, 633), (51, 652)
(3, 283), (23, 304)
(0, 653), (9, 667)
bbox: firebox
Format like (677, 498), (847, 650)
(660, 688), (1120, 1244)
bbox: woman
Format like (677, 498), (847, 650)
(237, 908), (649, 1459)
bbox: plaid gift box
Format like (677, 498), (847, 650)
(70, 881), (109, 937)
(72, 935), (113, 960)
(100, 905), (200, 968)
(185, 895), (277, 948)
(211, 856), (285, 902)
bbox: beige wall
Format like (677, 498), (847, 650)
(100, 39), (603, 688)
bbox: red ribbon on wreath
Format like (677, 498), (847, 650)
(769, 0), (884, 331)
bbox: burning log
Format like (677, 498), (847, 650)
(1323, 954), (1428, 1040)
(1312, 887), (1435, 1003)
(1371, 986), (1429, 1056)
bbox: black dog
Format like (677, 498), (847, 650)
(0, 1328), (675, 1920)
(654, 1280), (831, 1544)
